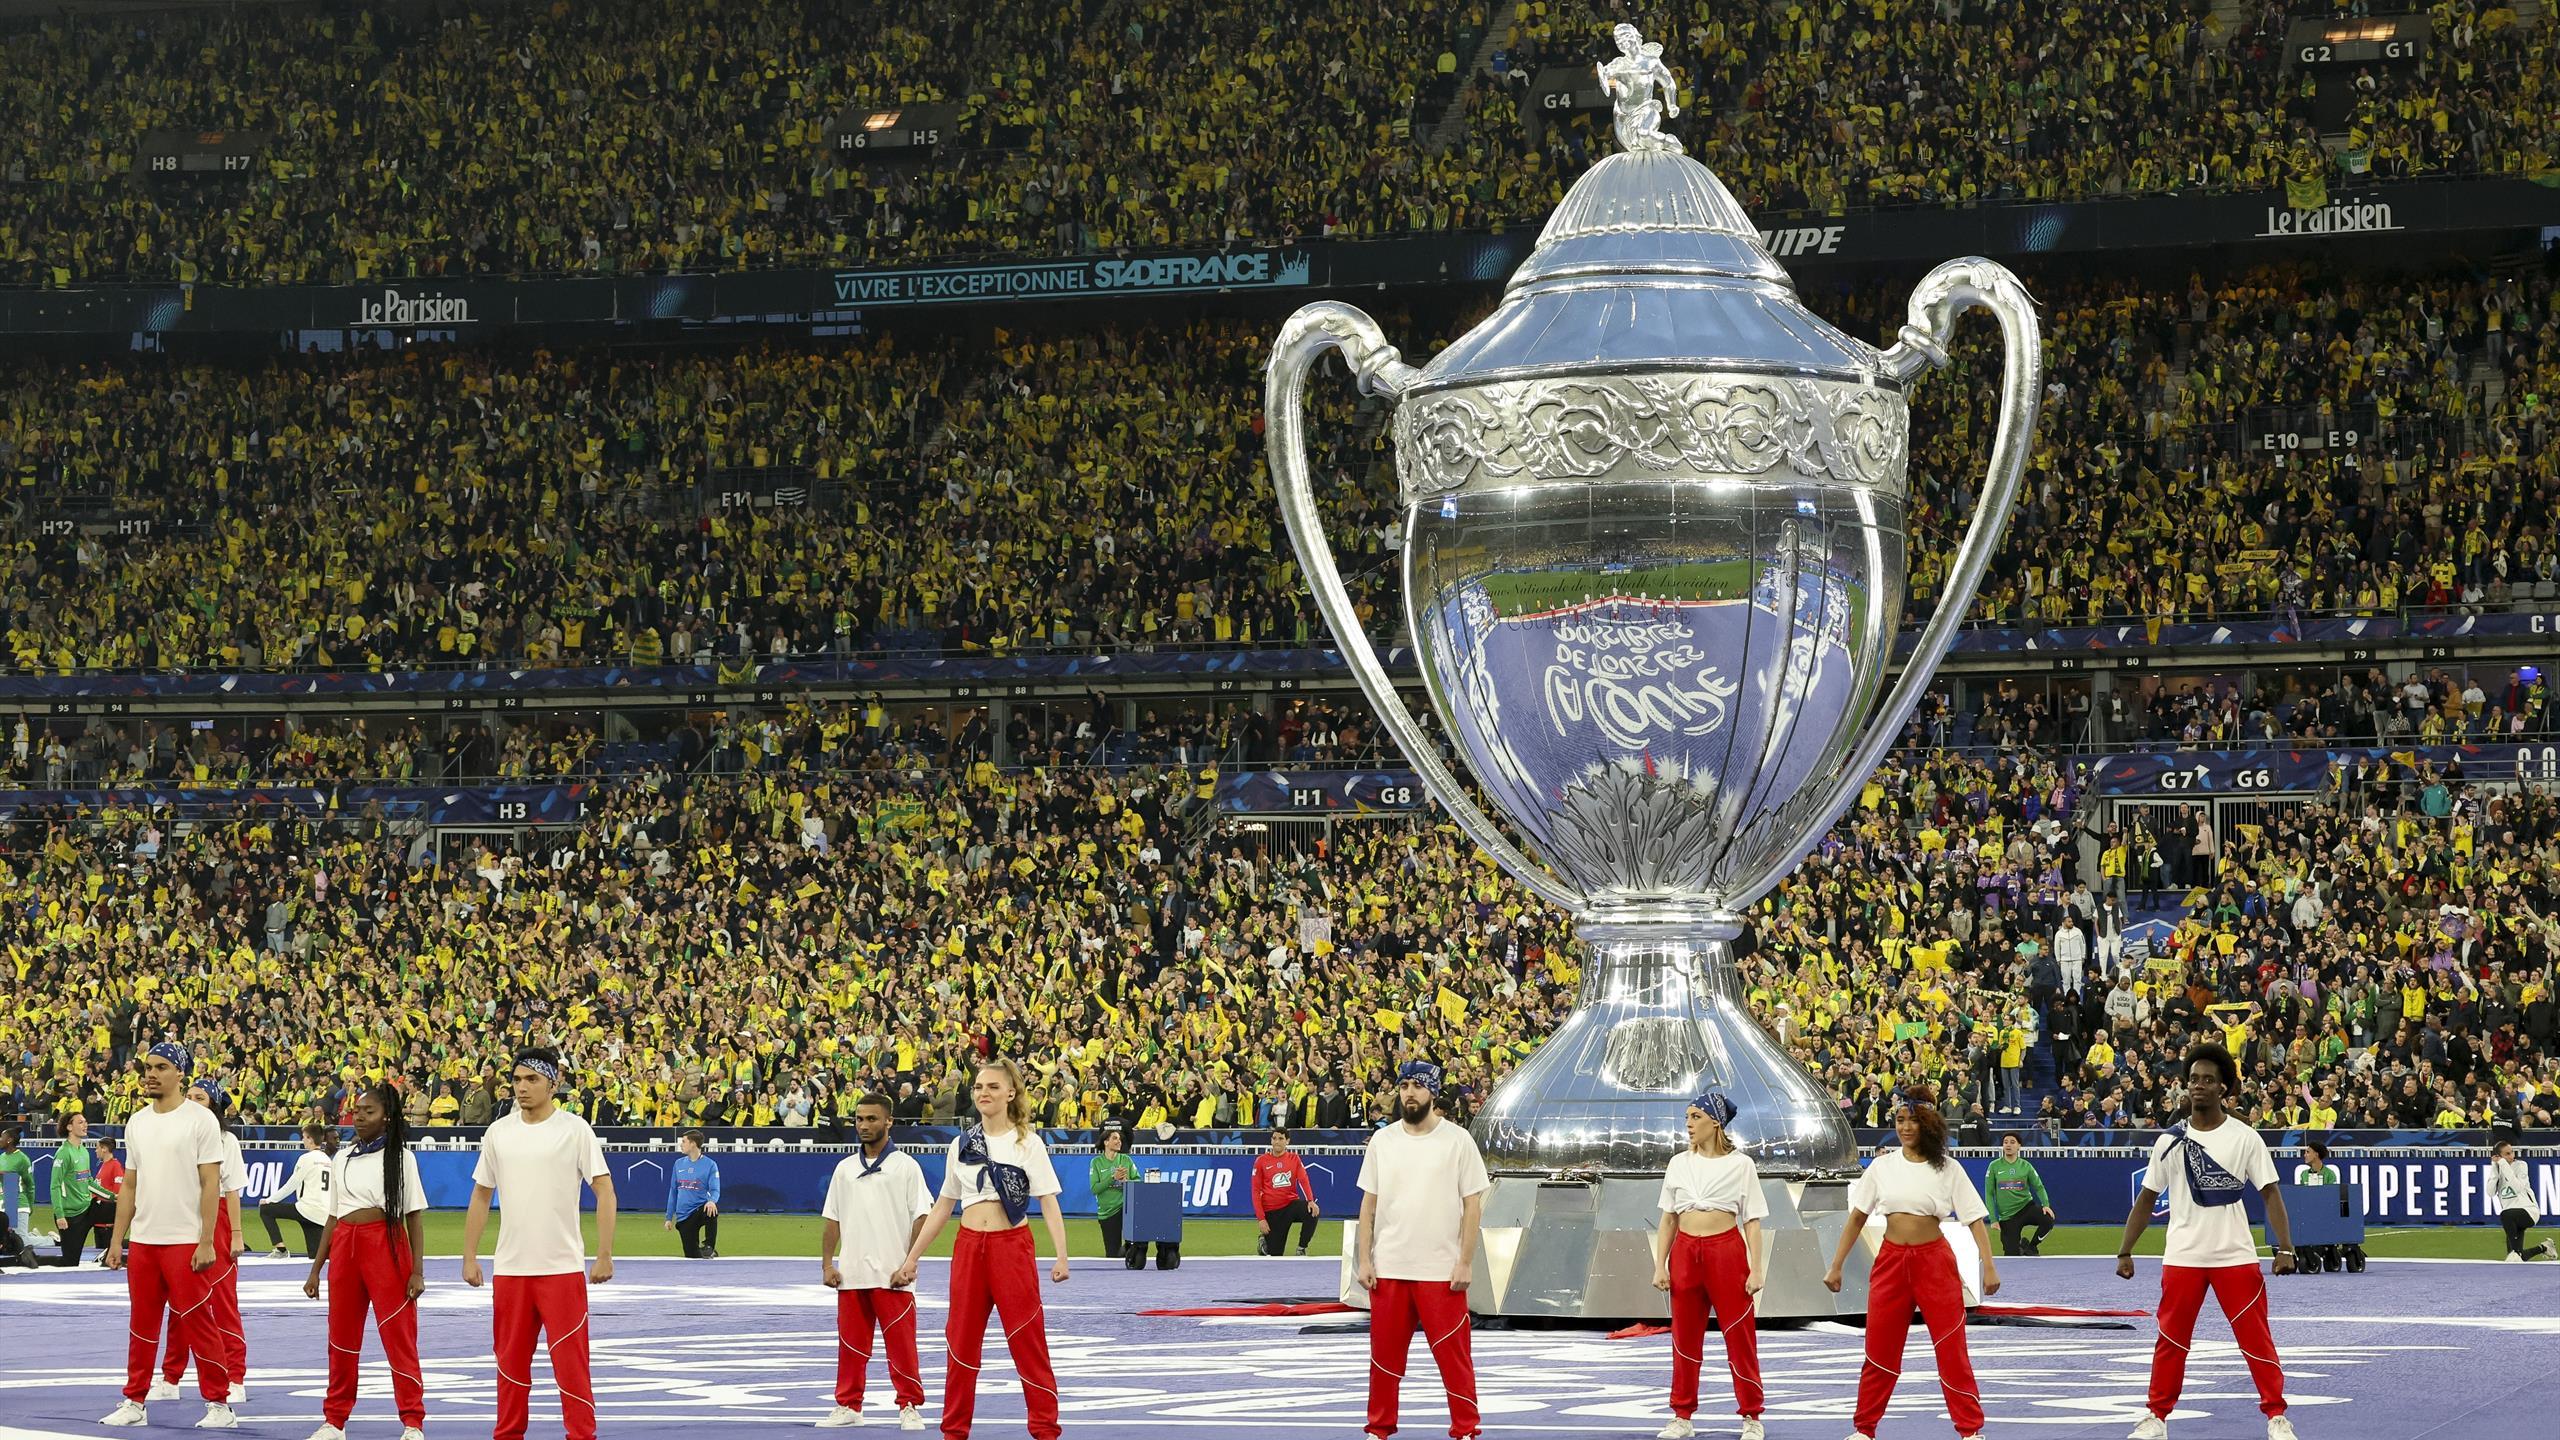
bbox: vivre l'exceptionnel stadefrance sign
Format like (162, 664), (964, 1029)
(827, 249), (1313, 309)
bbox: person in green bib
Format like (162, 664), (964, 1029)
(52, 1115), (114, 1267)
(1987, 1132), (2056, 1256)
(1090, 1123), (1138, 1259)
(0, 1127), (35, 1267)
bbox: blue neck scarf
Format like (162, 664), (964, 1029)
(2166, 1122), (2249, 1207)
(857, 1141), (899, 1179)
(351, 1136), (388, 1157)
(957, 1125), (1031, 1224)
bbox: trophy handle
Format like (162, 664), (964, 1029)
(1725, 258), (2043, 905)
(1265, 302), (1587, 916)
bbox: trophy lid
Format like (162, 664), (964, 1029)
(1411, 26), (1885, 397)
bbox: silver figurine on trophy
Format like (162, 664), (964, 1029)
(1265, 27), (2040, 1319)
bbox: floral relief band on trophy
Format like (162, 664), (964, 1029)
(1263, 25), (2039, 1318)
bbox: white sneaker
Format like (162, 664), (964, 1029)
(816, 1407), (863, 1428)
(1656, 1421), (1695, 1440)
(101, 1401), (148, 1427)
(197, 1404), (241, 1430)
(230, 1380), (249, 1406)
(2267, 1418), (2299, 1440)
(2129, 1416), (2170, 1440)
(149, 1379), (182, 1401)
(1741, 1423), (1766, 1440)
(399, 1429), (427, 1440)
(306, 1426), (347, 1440)
(898, 1407), (925, 1432)
(2537, 1239), (2559, 1261)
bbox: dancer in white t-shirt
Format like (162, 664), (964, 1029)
(155, 1080), (250, 1408)
(462, 1048), (617, 1440)
(818, 1091), (935, 1431)
(1650, 1090), (1766, 1440)
(1823, 1084), (1998, 1440)
(1355, 1059), (1490, 1440)
(894, 1059), (1070, 1440)
(101, 1042), (235, 1430)
(2114, 1042), (2297, 1440)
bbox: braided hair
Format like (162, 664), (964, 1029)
(370, 1080), (411, 1257)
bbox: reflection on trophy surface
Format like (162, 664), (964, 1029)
(1265, 27), (2042, 1318)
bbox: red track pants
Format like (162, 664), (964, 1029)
(1667, 1228), (1763, 1421)
(323, 1220), (426, 1429)
(159, 1200), (245, 1391)
(123, 1241), (229, 1404)
(1854, 1237), (1984, 1438)
(2147, 1262), (2287, 1420)
(837, 1285), (926, 1412)
(494, 1271), (596, 1440)
(1366, 1277), (1479, 1439)
(942, 1225), (1059, 1440)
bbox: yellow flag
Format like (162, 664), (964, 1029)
(1435, 987), (1468, 1024)
(1372, 1008), (1405, 1034)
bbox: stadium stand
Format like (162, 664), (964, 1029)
(7, 727), (2555, 1140)
(1, 266), (2553, 672)
(2, 1), (2551, 284)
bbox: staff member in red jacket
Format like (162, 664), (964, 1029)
(1252, 1129), (1321, 1256)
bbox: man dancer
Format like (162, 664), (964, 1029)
(2115, 1043), (2297, 1440)
(1355, 1060), (1489, 1440)
(100, 1042), (235, 1429)
(818, 1092), (934, 1430)
(463, 1049), (616, 1440)
(1253, 1129), (1320, 1257)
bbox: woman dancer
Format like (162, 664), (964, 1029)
(1824, 1085), (1998, 1440)
(893, 1059), (1070, 1440)
(303, 1080), (428, 1440)
(1651, 1090), (1765, 1440)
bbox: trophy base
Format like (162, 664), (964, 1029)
(1337, 1175), (1874, 1321)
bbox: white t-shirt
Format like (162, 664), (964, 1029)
(1357, 1118), (1492, 1282)
(939, 1127), (1062, 1217)
(1848, 1151), (1990, 1224)
(2141, 1119), (2276, 1268)
(123, 1101), (225, 1245)
(472, 1108), (609, 1276)
(1658, 1150), (1769, 1220)
(218, 1133), (245, 1198)
(823, 1148), (935, 1289)
(289, 1150), (336, 1225)
(333, 1147), (429, 1218)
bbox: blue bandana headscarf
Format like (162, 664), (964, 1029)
(147, 1042), (191, 1076)
(514, 1054), (562, 1086)
(192, 1078), (228, 1116)
(956, 1126), (1031, 1224)
(1688, 1091), (1737, 1127)
(1398, 1061), (1444, 1091)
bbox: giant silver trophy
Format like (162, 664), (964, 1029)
(1265, 27), (2040, 1320)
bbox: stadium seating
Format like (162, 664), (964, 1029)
(9, 732), (2552, 1137)
(1, 1), (2550, 283)
(0, 268), (2551, 673)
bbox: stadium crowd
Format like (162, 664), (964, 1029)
(6, 724), (2556, 1142)
(1, 264), (2553, 673)
(2, 1), (2551, 285)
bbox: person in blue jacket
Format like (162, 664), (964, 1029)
(664, 1130), (721, 1259)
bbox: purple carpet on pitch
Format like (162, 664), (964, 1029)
(1, 1255), (2551, 1438)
